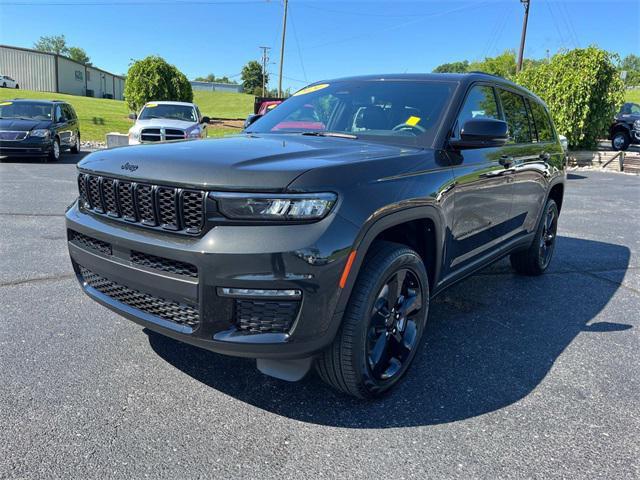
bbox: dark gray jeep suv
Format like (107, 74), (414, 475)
(66, 73), (565, 398)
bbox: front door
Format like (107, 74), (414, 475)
(444, 84), (515, 274)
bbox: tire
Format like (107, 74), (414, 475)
(1, 82), (5, 88)
(510, 198), (559, 276)
(611, 131), (630, 151)
(48, 137), (60, 162)
(70, 133), (80, 154)
(15, 84), (19, 89)
(316, 241), (430, 399)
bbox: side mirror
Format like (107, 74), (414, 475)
(449, 118), (509, 149)
(243, 114), (262, 129)
(128, 113), (137, 120)
(201, 116), (210, 124)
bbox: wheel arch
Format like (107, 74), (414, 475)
(335, 206), (445, 314)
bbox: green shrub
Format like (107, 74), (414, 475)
(124, 56), (193, 112)
(517, 47), (625, 149)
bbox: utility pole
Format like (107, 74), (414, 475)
(277, 0), (288, 98)
(516, 0), (531, 74)
(259, 46), (270, 97)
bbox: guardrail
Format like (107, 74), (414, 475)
(600, 151), (625, 172)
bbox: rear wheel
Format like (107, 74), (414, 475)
(612, 131), (630, 151)
(70, 133), (80, 154)
(15, 84), (19, 89)
(510, 198), (559, 276)
(316, 241), (429, 398)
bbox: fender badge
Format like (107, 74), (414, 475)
(121, 162), (138, 172)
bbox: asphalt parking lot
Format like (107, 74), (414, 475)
(1, 154), (638, 479)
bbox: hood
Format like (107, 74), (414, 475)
(78, 134), (420, 190)
(132, 118), (196, 130)
(0, 118), (51, 131)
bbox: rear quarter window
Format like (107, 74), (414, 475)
(498, 88), (532, 144)
(528, 100), (555, 143)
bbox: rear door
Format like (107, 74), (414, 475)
(497, 89), (560, 235)
(445, 83), (515, 273)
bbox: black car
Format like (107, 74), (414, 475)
(0, 99), (81, 161)
(65, 73), (565, 398)
(610, 102), (640, 151)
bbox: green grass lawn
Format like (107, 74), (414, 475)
(625, 89), (640, 104)
(1, 88), (253, 142)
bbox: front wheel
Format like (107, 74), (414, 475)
(510, 198), (559, 276)
(316, 241), (429, 399)
(612, 131), (630, 151)
(47, 138), (60, 162)
(15, 84), (19, 89)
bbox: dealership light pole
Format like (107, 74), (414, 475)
(277, 0), (288, 98)
(516, 0), (531, 73)
(259, 46), (270, 97)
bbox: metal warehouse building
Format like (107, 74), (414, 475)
(0, 45), (125, 100)
(190, 80), (243, 93)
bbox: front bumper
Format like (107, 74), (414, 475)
(65, 201), (357, 359)
(0, 138), (51, 157)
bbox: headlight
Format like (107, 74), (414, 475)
(188, 129), (201, 138)
(634, 119), (640, 130)
(211, 192), (337, 221)
(128, 130), (139, 140)
(30, 129), (50, 138)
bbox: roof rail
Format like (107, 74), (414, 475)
(467, 71), (506, 79)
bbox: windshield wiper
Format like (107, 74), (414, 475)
(301, 131), (358, 139)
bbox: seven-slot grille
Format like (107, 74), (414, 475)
(77, 173), (205, 235)
(140, 128), (186, 142)
(80, 266), (199, 329)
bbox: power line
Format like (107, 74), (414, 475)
(305, 1), (493, 51)
(3, 0), (267, 5)
(288, 4), (308, 83)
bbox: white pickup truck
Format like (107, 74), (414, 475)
(128, 101), (210, 145)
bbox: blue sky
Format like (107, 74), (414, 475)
(0, 0), (638, 91)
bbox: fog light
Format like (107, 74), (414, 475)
(218, 287), (302, 299)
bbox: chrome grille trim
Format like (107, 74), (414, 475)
(0, 130), (28, 141)
(77, 173), (206, 235)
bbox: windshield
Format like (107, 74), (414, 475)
(0, 101), (53, 121)
(247, 80), (457, 146)
(138, 104), (197, 122)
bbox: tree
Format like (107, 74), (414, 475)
(432, 60), (469, 73)
(194, 73), (238, 84)
(241, 60), (267, 94)
(517, 46), (625, 149)
(34, 34), (68, 55)
(123, 56), (193, 111)
(68, 46), (91, 65)
(468, 50), (517, 80)
(620, 54), (640, 86)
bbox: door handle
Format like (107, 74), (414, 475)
(499, 155), (513, 167)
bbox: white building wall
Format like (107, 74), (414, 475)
(0, 46), (56, 92)
(57, 56), (86, 96)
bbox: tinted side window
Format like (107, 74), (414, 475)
(454, 85), (499, 137)
(498, 89), (531, 143)
(529, 100), (555, 143)
(63, 105), (75, 120)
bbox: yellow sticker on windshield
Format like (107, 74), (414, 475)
(293, 83), (329, 96)
(0, 101), (12, 106)
(146, 103), (158, 108)
(406, 116), (421, 126)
